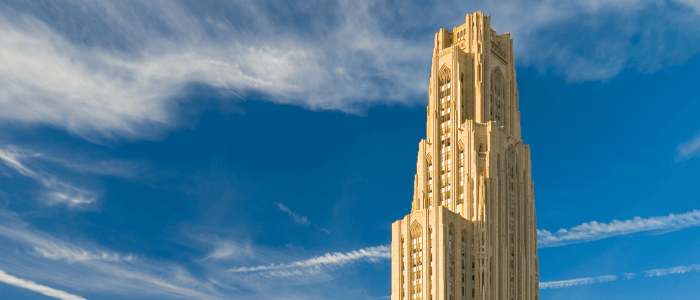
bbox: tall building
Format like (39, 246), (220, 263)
(391, 12), (539, 300)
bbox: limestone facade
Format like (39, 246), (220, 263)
(391, 12), (539, 300)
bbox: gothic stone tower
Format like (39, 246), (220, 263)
(391, 12), (539, 300)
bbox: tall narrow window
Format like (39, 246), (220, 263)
(459, 144), (464, 205)
(506, 145), (517, 300)
(428, 161), (433, 207)
(461, 230), (467, 299)
(449, 224), (455, 299)
(438, 67), (452, 207)
(401, 237), (405, 299)
(429, 227), (433, 299)
(491, 67), (505, 125)
(471, 254), (475, 298)
(411, 225), (423, 299)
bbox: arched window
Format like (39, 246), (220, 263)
(491, 67), (505, 126)
(438, 67), (452, 208)
(411, 224), (423, 299)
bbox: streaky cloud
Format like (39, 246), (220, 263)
(537, 209), (700, 248)
(541, 263), (700, 290)
(228, 245), (390, 274)
(0, 269), (87, 300)
(539, 275), (617, 289)
(644, 264), (700, 277)
(202, 241), (254, 261)
(0, 1), (426, 140)
(676, 132), (700, 161)
(1, 1), (699, 141)
(0, 210), (222, 299)
(275, 202), (310, 226)
(0, 146), (96, 207)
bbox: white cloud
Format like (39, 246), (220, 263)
(0, 212), (134, 264)
(33, 245), (134, 263)
(676, 132), (700, 161)
(228, 245), (390, 275)
(275, 202), (310, 226)
(537, 209), (700, 248)
(539, 275), (617, 289)
(0, 0), (426, 140)
(1, 0), (697, 140)
(540, 263), (700, 290)
(484, 0), (700, 81)
(0, 146), (96, 207)
(0, 269), (87, 300)
(644, 264), (700, 277)
(0, 210), (222, 299)
(202, 241), (254, 261)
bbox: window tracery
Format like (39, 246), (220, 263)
(491, 67), (505, 126)
(411, 224), (424, 299)
(438, 67), (453, 207)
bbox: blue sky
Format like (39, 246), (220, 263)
(0, 0), (700, 299)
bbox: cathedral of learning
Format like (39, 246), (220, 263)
(391, 11), (539, 300)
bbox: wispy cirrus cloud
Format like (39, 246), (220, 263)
(537, 209), (700, 248)
(33, 245), (134, 263)
(676, 132), (700, 161)
(1, 0), (699, 141)
(202, 241), (254, 262)
(0, 0), (425, 140)
(0, 146), (97, 207)
(539, 275), (617, 289)
(644, 264), (700, 277)
(228, 245), (389, 275)
(275, 202), (310, 226)
(541, 263), (700, 290)
(0, 269), (86, 300)
(0, 210), (221, 299)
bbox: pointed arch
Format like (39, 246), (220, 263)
(439, 65), (452, 88)
(491, 67), (505, 126)
(410, 221), (423, 299)
(438, 65), (453, 208)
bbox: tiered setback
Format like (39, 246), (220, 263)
(391, 11), (539, 300)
